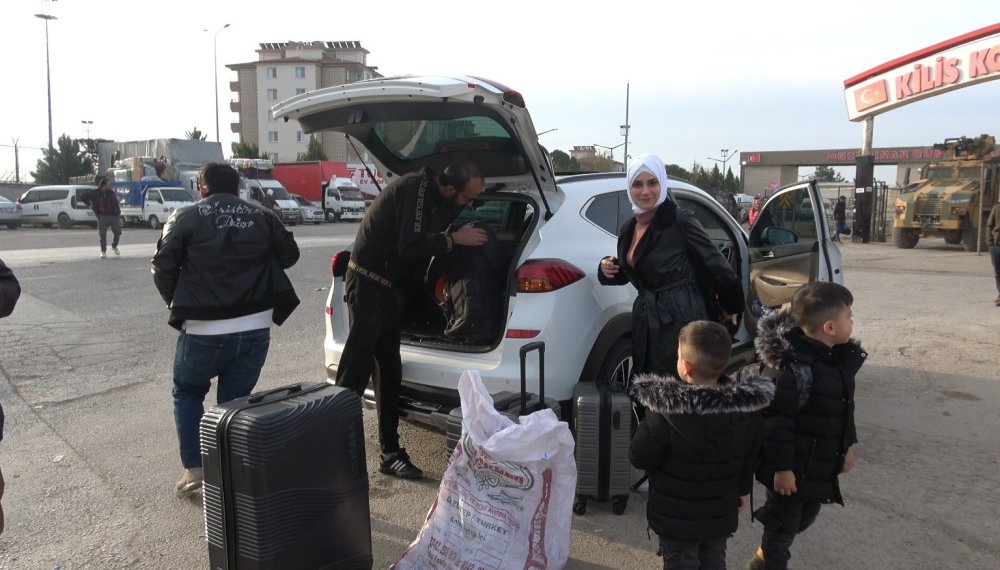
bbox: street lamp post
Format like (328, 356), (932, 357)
(621, 82), (630, 168)
(537, 128), (558, 136)
(204, 24), (230, 143)
(708, 148), (738, 190)
(35, 1), (58, 151)
(594, 143), (625, 169)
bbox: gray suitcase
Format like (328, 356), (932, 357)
(446, 342), (560, 457)
(571, 381), (633, 515)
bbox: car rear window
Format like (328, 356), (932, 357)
(373, 116), (514, 160)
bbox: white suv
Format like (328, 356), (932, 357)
(273, 76), (843, 430)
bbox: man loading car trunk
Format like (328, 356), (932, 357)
(336, 160), (487, 479)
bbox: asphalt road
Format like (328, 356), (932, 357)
(0, 223), (998, 569)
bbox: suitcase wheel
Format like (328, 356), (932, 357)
(573, 497), (587, 516)
(612, 496), (628, 515)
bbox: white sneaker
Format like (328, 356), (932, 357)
(112, 246), (120, 256)
(100, 251), (107, 259)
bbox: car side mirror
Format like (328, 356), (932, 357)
(761, 227), (798, 245)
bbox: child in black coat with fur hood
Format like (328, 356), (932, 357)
(630, 320), (774, 570)
(747, 281), (866, 570)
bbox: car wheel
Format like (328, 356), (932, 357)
(6, 223), (19, 230)
(325, 209), (336, 222)
(892, 226), (919, 249)
(594, 338), (633, 393)
(961, 227), (986, 252)
(57, 213), (72, 229)
(148, 216), (160, 230)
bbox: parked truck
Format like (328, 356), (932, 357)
(892, 134), (1000, 251)
(116, 180), (196, 229)
(271, 161), (367, 221)
(230, 159), (302, 225)
(99, 139), (224, 198)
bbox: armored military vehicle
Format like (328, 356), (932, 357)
(892, 135), (1000, 251)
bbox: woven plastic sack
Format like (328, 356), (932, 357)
(394, 370), (577, 569)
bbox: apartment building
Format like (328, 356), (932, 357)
(227, 41), (381, 162)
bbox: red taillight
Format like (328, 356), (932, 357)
(505, 329), (540, 339)
(516, 259), (585, 293)
(331, 250), (349, 277)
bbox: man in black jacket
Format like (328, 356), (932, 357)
(151, 162), (300, 497)
(0, 257), (20, 534)
(83, 176), (123, 259)
(337, 160), (487, 479)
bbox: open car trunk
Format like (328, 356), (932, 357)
(394, 192), (536, 350)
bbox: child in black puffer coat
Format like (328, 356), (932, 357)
(747, 281), (866, 570)
(631, 320), (774, 570)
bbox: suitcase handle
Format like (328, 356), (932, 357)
(518, 342), (545, 415)
(247, 384), (303, 404)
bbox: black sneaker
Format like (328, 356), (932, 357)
(380, 448), (424, 479)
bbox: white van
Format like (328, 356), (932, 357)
(18, 185), (98, 228)
(239, 179), (302, 225)
(324, 177), (366, 222)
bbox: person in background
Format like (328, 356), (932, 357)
(262, 189), (279, 215)
(832, 196), (847, 244)
(151, 163), (300, 498)
(598, 153), (745, 378)
(0, 257), (22, 535)
(82, 176), (122, 259)
(748, 196), (763, 227)
(987, 201), (1000, 306)
(336, 160), (487, 479)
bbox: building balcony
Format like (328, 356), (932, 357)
(230, 100), (240, 113)
(230, 122), (242, 134)
(229, 81), (240, 92)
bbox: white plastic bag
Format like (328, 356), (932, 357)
(394, 370), (577, 570)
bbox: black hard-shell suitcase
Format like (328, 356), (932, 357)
(446, 342), (561, 456)
(200, 381), (372, 570)
(571, 381), (633, 515)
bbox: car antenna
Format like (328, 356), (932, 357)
(345, 134), (384, 194)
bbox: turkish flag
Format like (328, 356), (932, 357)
(748, 154), (761, 163)
(854, 79), (888, 112)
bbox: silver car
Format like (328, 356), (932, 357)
(291, 193), (326, 224)
(0, 195), (22, 229)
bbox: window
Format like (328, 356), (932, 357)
(584, 192), (624, 235)
(267, 110), (274, 121)
(296, 131), (305, 143)
(749, 187), (818, 247)
(295, 66), (305, 79)
(295, 88), (306, 96)
(268, 131), (278, 143)
(269, 152), (279, 161)
(266, 67), (277, 79)
(267, 89), (278, 101)
(147, 190), (161, 203)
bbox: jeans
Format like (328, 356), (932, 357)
(97, 215), (121, 251)
(990, 245), (1000, 296)
(657, 534), (727, 570)
(172, 328), (270, 468)
(753, 491), (822, 570)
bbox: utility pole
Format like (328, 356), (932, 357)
(35, 1), (58, 151)
(204, 24), (231, 143)
(13, 139), (20, 183)
(621, 83), (630, 170)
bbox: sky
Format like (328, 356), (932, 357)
(2, 0), (998, 185)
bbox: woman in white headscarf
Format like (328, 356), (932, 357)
(599, 153), (745, 377)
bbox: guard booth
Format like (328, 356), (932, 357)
(851, 180), (889, 243)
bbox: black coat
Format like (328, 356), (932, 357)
(0, 258), (20, 319)
(349, 167), (463, 287)
(598, 200), (744, 375)
(833, 200), (846, 222)
(753, 310), (867, 504)
(151, 192), (300, 331)
(630, 372), (774, 542)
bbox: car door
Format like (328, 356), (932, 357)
(747, 181), (841, 311)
